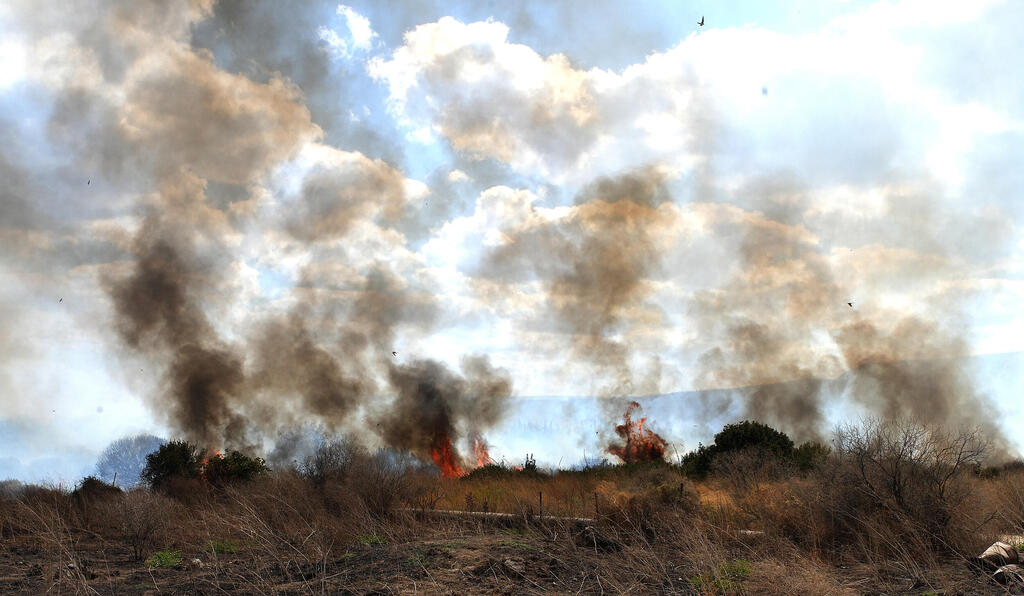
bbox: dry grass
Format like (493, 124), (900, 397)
(0, 427), (1022, 593)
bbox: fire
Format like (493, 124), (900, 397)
(606, 401), (667, 463)
(430, 432), (463, 478)
(471, 432), (493, 467)
(199, 450), (222, 480)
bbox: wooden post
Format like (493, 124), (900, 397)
(594, 492), (599, 516)
(112, 472), (117, 487)
(538, 490), (543, 521)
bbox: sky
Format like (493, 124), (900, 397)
(1, 0), (1023, 483)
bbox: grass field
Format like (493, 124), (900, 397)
(1, 422), (1022, 594)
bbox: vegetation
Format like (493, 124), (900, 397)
(145, 549), (182, 569)
(94, 434), (166, 487)
(680, 420), (831, 479)
(0, 420), (1018, 594)
(203, 451), (270, 486)
(140, 440), (202, 490)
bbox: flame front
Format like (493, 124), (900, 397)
(606, 401), (667, 463)
(431, 432), (463, 478)
(471, 432), (493, 467)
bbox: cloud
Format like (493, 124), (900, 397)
(337, 4), (377, 51)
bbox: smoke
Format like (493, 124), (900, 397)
(483, 166), (677, 396)
(376, 356), (511, 474)
(74, 2), (514, 463)
(689, 184), (1011, 451)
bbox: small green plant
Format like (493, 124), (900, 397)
(687, 559), (751, 594)
(204, 539), (240, 554)
(1014, 543), (1024, 552)
(357, 533), (387, 546)
(405, 552), (428, 567)
(145, 549), (182, 569)
(440, 540), (467, 550)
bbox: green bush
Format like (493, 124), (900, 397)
(141, 441), (202, 490)
(145, 549), (182, 568)
(793, 441), (831, 472)
(680, 421), (797, 479)
(679, 443), (715, 479)
(203, 451), (269, 486)
(713, 421), (794, 457)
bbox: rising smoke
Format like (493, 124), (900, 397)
(4, 1), (1015, 473)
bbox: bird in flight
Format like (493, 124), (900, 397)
(698, 16), (704, 26)
(58, 297), (62, 303)
(87, 180), (90, 185)
(847, 302), (853, 308)
(392, 351), (398, 357)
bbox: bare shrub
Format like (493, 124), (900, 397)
(110, 489), (181, 560)
(713, 447), (790, 501)
(828, 418), (989, 554)
(299, 436), (360, 485)
(348, 449), (415, 516)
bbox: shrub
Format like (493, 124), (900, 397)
(680, 421), (795, 479)
(299, 436), (360, 485)
(71, 476), (123, 528)
(792, 441), (831, 473)
(204, 451), (270, 486)
(829, 419), (989, 550)
(145, 549), (182, 568)
(71, 476), (122, 503)
(713, 421), (794, 457)
(141, 440), (202, 490)
(679, 443), (715, 479)
(348, 449), (413, 516)
(111, 490), (181, 561)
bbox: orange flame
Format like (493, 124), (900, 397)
(471, 432), (493, 468)
(431, 433), (463, 478)
(199, 450), (223, 481)
(606, 401), (667, 463)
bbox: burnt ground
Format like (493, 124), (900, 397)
(0, 520), (1017, 595)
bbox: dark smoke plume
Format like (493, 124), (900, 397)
(377, 356), (512, 475)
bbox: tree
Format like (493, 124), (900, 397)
(95, 434), (166, 487)
(141, 440), (202, 490)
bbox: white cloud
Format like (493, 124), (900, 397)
(447, 169), (470, 182)
(370, 7), (1022, 190)
(317, 25), (349, 58)
(337, 4), (376, 51)
(320, 5), (377, 59)
(0, 38), (26, 89)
